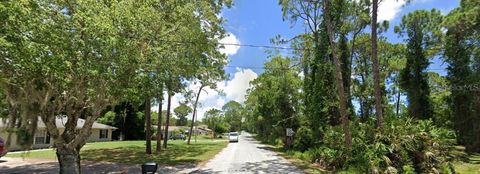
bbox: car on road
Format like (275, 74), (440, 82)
(170, 134), (186, 140)
(0, 137), (7, 158)
(229, 132), (239, 143)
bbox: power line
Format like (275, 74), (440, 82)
(218, 42), (297, 50)
(163, 40), (448, 71)
(164, 40), (300, 50)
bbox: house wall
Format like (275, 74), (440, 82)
(0, 129), (53, 151)
(87, 129), (114, 142)
(0, 128), (114, 151)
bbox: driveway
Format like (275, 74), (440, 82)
(191, 132), (303, 174)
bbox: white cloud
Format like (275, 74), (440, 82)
(219, 33), (241, 56)
(378, 0), (406, 22)
(219, 68), (258, 103)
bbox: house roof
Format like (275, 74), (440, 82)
(152, 125), (189, 132)
(0, 117), (117, 130)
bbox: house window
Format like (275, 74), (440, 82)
(34, 130), (49, 144)
(99, 129), (108, 139)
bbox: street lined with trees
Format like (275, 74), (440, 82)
(242, 0), (480, 173)
(0, 0), (231, 173)
(1, 0), (479, 173)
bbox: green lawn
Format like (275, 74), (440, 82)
(6, 139), (227, 165)
(455, 154), (480, 173)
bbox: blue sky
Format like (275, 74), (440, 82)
(158, 0), (460, 119)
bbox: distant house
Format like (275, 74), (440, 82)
(196, 125), (213, 135)
(153, 125), (212, 138)
(0, 117), (117, 151)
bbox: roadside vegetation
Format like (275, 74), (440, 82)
(1, 0), (479, 174)
(239, 0), (480, 173)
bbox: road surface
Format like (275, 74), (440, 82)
(192, 132), (303, 174)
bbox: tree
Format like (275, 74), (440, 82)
(371, 0), (384, 129)
(443, 0), (480, 152)
(395, 9), (443, 120)
(323, 0), (352, 149)
(155, 93), (163, 153)
(244, 56), (301, 147)
(187, 62), (226, 144)
(144, 98), (152, 154)
(0, 0), (231, 172)
(279, 0), (350, 143)
(339, 34), (353, 118)
(163, 84), (175, 149)
(427, 72), (451, 127)
(222, 101), (244, 132)
(174, 104), (192, 126)
(203, 108), (227, 138)
(0, 1), (145, 172)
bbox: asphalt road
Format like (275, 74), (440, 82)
(192, 132), (303, 174)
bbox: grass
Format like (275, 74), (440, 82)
(454, 153), (480, 173)
(6, 139), (228, 165)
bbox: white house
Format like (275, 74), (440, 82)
(0, 117), (117, 151)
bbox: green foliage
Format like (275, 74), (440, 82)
(244, 56), (301, 146)
(395, 9), (443, 120)
(427, 72), (452, 128)
(97, 111), (116, 126)
(303, 118), (456, 173)
(202, 108), (229, 136)
(443, 0), (480, 153)
(174, 104), (192, 126)
(293, 126), (314, 152)
(222, 101), (244, 132)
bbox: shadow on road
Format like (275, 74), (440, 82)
(0, 159), (197, 174)
(191, 159), (302, 174)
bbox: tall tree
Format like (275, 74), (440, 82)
(394, 9), (443, 120)
(156, 93), (163, 153)
(187, 64), (226, 144)
(339, 34), (353, 117)
(144, 98), (152, 154)
(371, 0), (384, 129)
(323, 0), (352, 149)
(187, 84), (205, 144)
(443, 0), (480, 152)
(163, 88), (173, 149)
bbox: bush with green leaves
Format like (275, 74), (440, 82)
(294, 126), (315, 152)
(306, 118), (456, 173)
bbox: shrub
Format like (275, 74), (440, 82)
(307, 118), (456, 173)
(294, 126), (314, 152)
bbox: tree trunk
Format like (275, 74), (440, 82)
(371, 0), (384, 129)
(145, 97), (152, 154)
(57, 147), (81, 174)
(156, 94), (162, 153)
(188, 85), (204, 144)
(396, 80), (401, 117)
(163, 90), (172, 149)
(323, 0), (352, 149)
